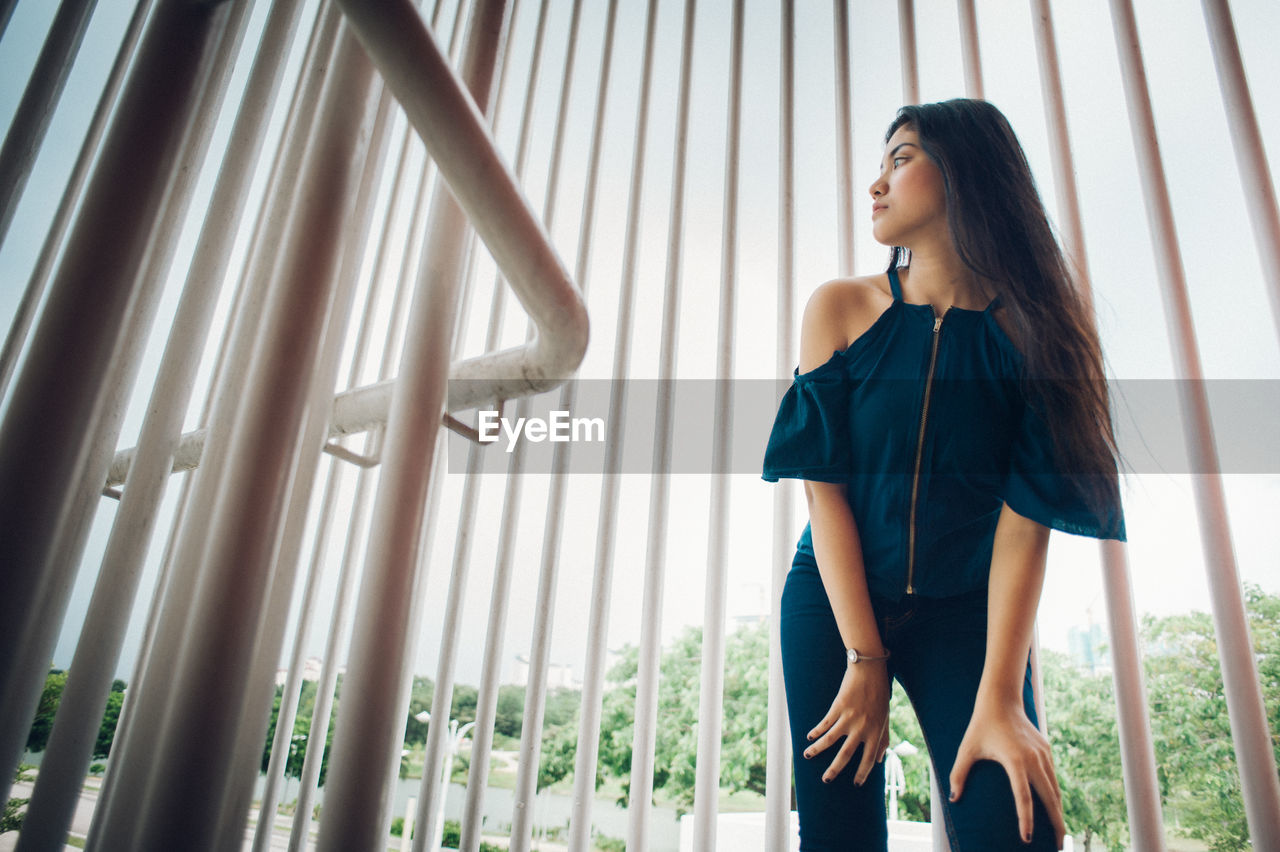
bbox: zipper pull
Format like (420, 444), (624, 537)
(933, 316), (942, 333)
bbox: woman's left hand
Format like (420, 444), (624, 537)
(948, 696), (1066, 849)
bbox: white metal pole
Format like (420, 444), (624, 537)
(0, 0), (98, 247)
(460, 392), (535, 852)
(0, 0), (150, 401)
(766, 1), (796, 847)
(898, 0), (919, 105)
(832, 0), (854, 277)
(15, 3), (309, 848)
(956, 0), (982, 100)
(107, 19), (379, 847)
(1028, 2), (1166, 846)
(1200, 0), (1280, 343)
(691, 0), (743, 849)
(1108, 0), (1280, 844)
(507, 4), (589, 848)
(315, 2), (513, 848)
(567, 0), (652, 847)
(0, 0), (242, 804)
(244, 79), (399, 852)
(627, 2), (696, 848)
(86, 10), (347, 848)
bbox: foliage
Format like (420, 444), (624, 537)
(24, 670), (124, 759)
(259, 678), (337, 785)
(25, 670), (68, 752)
(537, 715), (579, 792)
(885, 687), (930, 821)
(591, 623), (775, 813)
(1035, 583), (1280, 852)
(1139, 583), (1280, 852)
(94, 686), (124, 759)
(592, 835), (626, 852)
(3, 765), (35, 834)
(1039, 649), (1128, 851)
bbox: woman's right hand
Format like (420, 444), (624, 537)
(803, 658), (891, 785)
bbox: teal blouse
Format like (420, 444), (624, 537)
(762, 268), (1125, 602)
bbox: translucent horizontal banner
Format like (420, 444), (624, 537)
(442, 379), (1280, 475)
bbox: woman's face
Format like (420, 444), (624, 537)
(869, 124), (948, 249)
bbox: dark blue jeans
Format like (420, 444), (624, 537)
(780, 555), (1057, 851)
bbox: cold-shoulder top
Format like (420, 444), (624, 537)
(762, 267), (1125, 602)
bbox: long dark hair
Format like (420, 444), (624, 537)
(885, 98), (1120, 510)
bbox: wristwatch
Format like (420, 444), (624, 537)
(846, 647), (890, 664)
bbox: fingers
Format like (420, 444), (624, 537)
(876, 716), (890, 764)
(804, 709), (837, 751)
(1007, 767), (1034, 844)
(1028, 750), (1066, 849)
(948, 742), (974, 802)
(823, 735), (861, 783)
(853, 732), (879, 786)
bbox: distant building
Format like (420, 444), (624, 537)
(511, 653), (580, 689)
(1067, 622), (1111, 675)
(274, 656), (338, 686)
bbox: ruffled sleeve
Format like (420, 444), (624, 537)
(762, 358), (851, 483)
(1002, 399), (1126, 540)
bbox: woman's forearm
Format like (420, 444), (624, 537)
(805, 481), (885, 656)
(978, 502), (1051, 707)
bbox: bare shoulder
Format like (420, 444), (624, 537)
(798, 275), (894, 372)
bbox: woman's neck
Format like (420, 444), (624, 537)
(901, 245), (988, 312)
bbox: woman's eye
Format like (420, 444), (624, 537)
(892, 157), (907, 168)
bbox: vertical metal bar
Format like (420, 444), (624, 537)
(246, 82), (400, 852)
(315, 3), (507, 848)
(1200, 0), (1280, 342)
(898, 0), (919, 104)
(627, 1), (696, 847)
(460, 396), (534, 852)
(691, 1), (743, 848)
(766, 2), (796, 847)
(454, 0), (556, 816)
(0, 0), (151, 401)
(0, 0), (240, 804)
(14, 3), (309, 848)
(1107, 0), (1280, 844)
(566, 0), (652, 846)
(956, 0), (982, 99)
(355, 0), (490, 844)
(507, 1), (588, 845)
(1029, 2), (1166, 846)
(112, 20), (379, 848)
(0, 0), (18, 40)
(832, 0), (854, 276)
(0, 0), (99, 247)
(219, 107), (393, 837)
(86, 10), (347, 849)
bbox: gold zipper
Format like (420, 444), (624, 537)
(906, 310), (947, 595)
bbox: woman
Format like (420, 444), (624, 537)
(763, 99), (1125, 851)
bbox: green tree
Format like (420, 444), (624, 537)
(1141, 585), (1280, 852)
(1039, 649), (1128, 851)
(94, 687), (125, 759)
(404, 675), (434, 746)
(25, 670), (67, 753)
(885, 688), (930, 821)
(494, 684), (526, 739)
(451, 683), (479, 726)
(537, 717), (579, 792)
(591, 624), (783, 813)
(260, 679), (335, 784)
